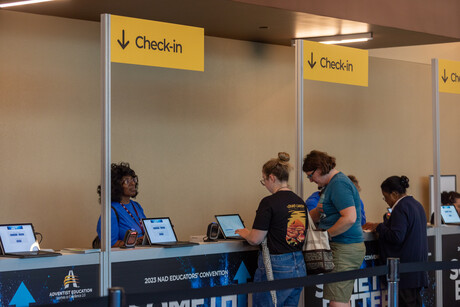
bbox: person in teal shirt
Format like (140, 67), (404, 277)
(303, 150), (365, 307)
(305, 174), (367, 226)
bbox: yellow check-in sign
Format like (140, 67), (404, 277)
(111, 15), (204, 71)
(439, 59), (460, 94)
(303, 40), (368, 87)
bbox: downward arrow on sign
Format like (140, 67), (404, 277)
(117, 29), (130, 49)
(308, 52), (316, 69)
(441, 69), (448, 83)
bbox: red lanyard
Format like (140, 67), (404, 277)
(120, 201), (144, 234)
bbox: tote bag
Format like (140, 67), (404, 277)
(302, 210), (334, 274)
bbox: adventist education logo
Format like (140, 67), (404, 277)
(63, 270), (79, 289)
(49, 269), (93, 302)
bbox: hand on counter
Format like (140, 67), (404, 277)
(362, 222), (379, 232)
(235, 228), (267, 246)
(136, 236), (144, 245)
(235, 228), (250, 239)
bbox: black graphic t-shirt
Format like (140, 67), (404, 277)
(252, 190), (307, 254)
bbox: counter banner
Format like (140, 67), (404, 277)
(0, 264), (99, 306)
(304, 238), (436, 307)
(303, 240), (385, 306)
(112, 251), (258, 306)
(442, 234), (460, 306)
(425, 235), (437, 306)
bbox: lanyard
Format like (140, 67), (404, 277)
(120, 201), (144, 234)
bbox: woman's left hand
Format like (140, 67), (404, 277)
(362, 222), (379, 232)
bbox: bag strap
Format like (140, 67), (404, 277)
(261, 237), (277, 306)
(92, 206), (120, 248)
(307, 209), (317, 231)
(111, 205), (120, 222)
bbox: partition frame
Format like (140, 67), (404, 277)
(295, 39), (304, 197)
(100, 13), (112, 295)
(432, 58), (443, 307)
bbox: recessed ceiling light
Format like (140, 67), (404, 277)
(305, 32), (373, 45)
(0, 0), (54, 8)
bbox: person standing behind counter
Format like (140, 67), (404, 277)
(236, 152), (307, 307)
(96, 162), (146, 247)
(363, 176), (428, 307)
(303, 150), (365, 307)
(430, 191), (460, 224)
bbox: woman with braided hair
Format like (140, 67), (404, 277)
(96, 162), (146, 247)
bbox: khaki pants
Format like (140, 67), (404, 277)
(323, 241), (366, 303)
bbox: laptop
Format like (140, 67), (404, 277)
(215, 214), (245, 240)
(440, 206), (460, 225)
(0, 224), (61, 258)
(141, 217), (198, 248)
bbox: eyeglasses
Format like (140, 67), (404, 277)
(260, 178), (266, 186)
(121, 177), (138, 186)
(307, 169), (317, 179)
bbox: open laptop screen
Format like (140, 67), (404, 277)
(142, 218), (178, 244)
(215, 214), (245, 239)
(0, 224), (38, 253)
(440, 206), (460, 224)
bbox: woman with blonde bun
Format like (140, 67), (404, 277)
(236, 152), (307, 307)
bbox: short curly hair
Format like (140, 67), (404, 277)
(97, 162), (138, 203)
(302, 150), (336, 175)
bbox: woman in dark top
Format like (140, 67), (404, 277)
(364, 176), (428, 307)
(236, 152), (307, 307)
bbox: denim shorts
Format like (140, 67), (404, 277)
(253, 251), (306, 307)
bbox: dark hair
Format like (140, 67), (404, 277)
(302, 150), (336, 175)
(441, 191), (460, 205)
(380, 175), (409, 194)
(348, 175), (361, 192)
(262, 152), (292, 182)
(97, 162), (138, 203)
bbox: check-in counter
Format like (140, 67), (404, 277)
(304, 231), (415, 306)
(0, 252), (100, 306)
(304, 226), (460, 307)
(111, 240), (259, 306)
(0, 240), (259, 306)
(0, 229), (459, 307)
(435, 225), (460, 307)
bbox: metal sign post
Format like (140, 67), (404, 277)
(295, 39), (304, 198)
(100, 13), (112, 296)
(431, 58), (442, 307)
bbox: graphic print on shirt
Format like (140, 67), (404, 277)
(286, 204), (307, 246)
